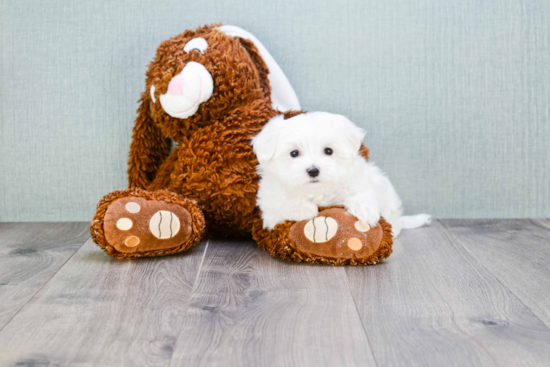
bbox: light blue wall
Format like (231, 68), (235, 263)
(1, 0), (549, 221)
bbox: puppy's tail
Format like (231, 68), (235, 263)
(401, 214), (432, 229)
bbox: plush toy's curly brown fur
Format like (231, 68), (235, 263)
(91, 24), (390, 265)
(125, 25), (278, 238)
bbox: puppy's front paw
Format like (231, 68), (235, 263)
(289, 201), (319, 222)
(345, 203), (380, 227)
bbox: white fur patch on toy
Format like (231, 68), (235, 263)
(149, 210), (181, 239)
(150, 85), (156, 103)
(303, 216), (338, 243)
(116, 218), (133, 231)
(125, 202), (141, 213)
(183, 37), (208, 53)
(354, 221), (370, 232)
(158, 62), (213, 119)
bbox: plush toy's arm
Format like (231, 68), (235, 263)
(127, 92), (170, 189)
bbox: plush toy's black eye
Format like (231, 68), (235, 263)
(290, 150), (300, 158)
(324, 147), (333, 155)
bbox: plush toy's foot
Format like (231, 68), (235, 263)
(252, 206), (393, 265)
(91, 188), (205, 259)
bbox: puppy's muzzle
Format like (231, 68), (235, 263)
(307, 166), (320, 178)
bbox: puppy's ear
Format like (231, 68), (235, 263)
(337, 115), (366, 153)
(252, 115), (285, 164)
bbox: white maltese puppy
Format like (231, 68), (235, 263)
(252, 112), (431, 237)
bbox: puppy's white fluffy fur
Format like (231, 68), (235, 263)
(252, 112), (431, 237)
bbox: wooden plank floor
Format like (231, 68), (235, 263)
(0, 220), (549, 367)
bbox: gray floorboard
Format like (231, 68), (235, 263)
(169, 239), (376, 367)
(0, 222), (89, 330)
(0, 220), (549, 366)
(441, 219), (550, 327)
(0, 238), (207, 367)
(345, 220), (550, 367)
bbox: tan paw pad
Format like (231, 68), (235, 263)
(347, 237), (363, 251)
(354, 221), (370, 232)
(125, 202), (141, 213)
(304, 216), (338, 243)
(124, 236), (140, 247)
(149, 210), (181, 239)
(116, 218), (133, 231)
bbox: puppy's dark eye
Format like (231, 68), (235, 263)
(192, 48), (202, 53)
(290, 150), (300, 158)
(324, 147), (333, 155)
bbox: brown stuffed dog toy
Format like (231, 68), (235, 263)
(91, 24), (393, 265)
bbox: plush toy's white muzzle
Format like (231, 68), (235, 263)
(155, 61), (214, 119)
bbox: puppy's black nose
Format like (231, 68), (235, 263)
(307, 167), (320, 178)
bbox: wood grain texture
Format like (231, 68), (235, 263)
(345, 220), (550, 367)
(2, 221), (550, 366)
(0, 238), (207, 367)
(441, 219), (550, 328)
(0, 222), (89, 330)
(169, 239), (376, 367)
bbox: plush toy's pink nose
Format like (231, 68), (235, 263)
(167, 74), (184, 95)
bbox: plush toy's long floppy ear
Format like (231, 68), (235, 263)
(218, 25), (301, 111)
(237, 37), (271, 100)
(127, 90), (170, 189)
